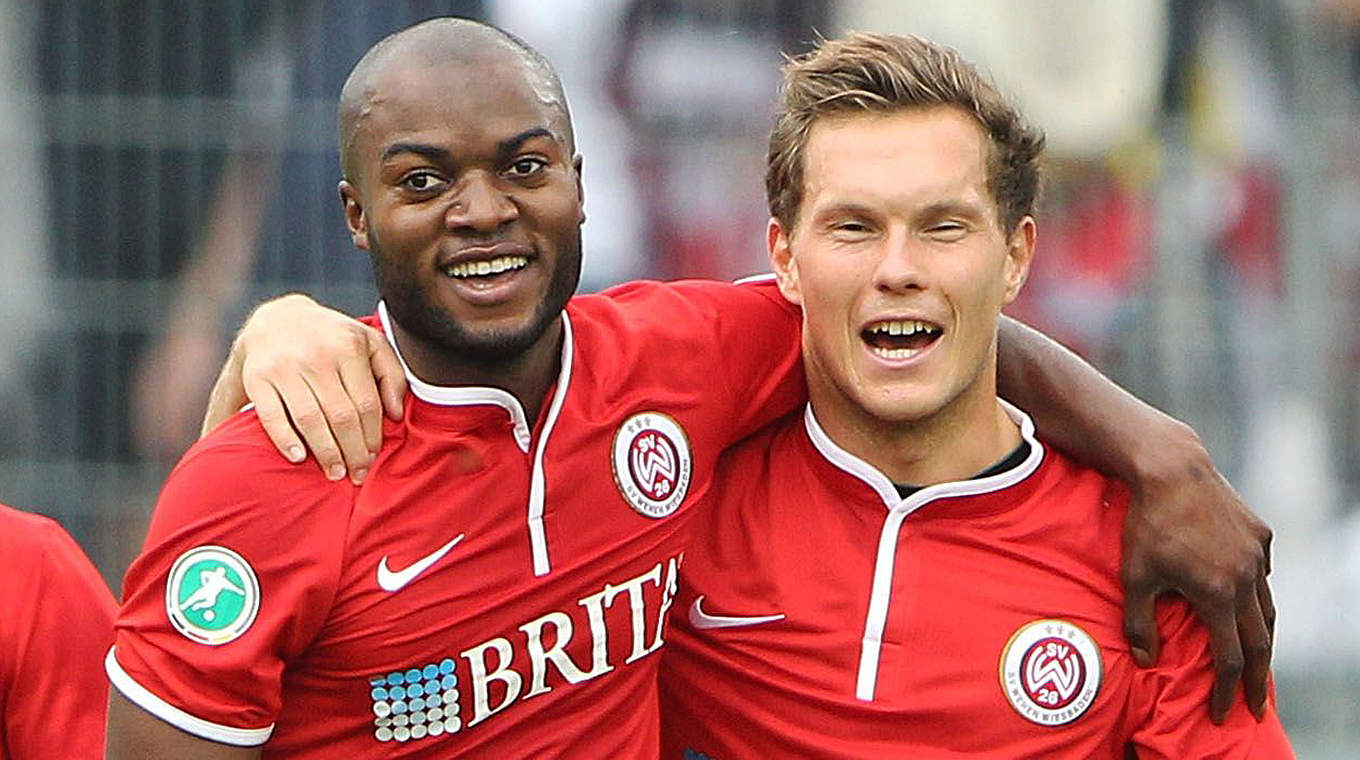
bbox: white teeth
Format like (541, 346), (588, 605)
(867, 319), (939, 336)
(871, 346), (921, 360)
(443, 255), (529, 278)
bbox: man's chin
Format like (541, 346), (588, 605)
(447, 317), (560, 362)
(855, 387), (947, 427)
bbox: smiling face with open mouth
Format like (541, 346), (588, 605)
(339, 42), (585, 373)
(770, 106), (1034, 449)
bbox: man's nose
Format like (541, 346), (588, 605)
(445, 172), (518, 233)
(873, 231), (929, 294)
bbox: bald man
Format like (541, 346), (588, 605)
(105, 18), (805, 757)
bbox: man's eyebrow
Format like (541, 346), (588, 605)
(380, 142), (451, 164)
(496, 127), (555, 160)
(812, 200), (876, 220)
(809, 198), (990, 225)
(918, 199), (988, 219)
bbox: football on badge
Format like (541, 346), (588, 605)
(164, 545), (261, 645)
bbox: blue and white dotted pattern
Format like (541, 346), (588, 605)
(368, 659), (461, 743)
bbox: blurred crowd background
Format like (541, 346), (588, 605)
(0, 0), (1356, 754)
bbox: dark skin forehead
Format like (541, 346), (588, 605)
(338, 19), (572, 181)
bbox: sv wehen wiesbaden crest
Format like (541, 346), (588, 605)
(611, 412), (692, 518)
(999, 619), (1103, 726)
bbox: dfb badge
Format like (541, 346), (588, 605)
(999, 619), (1102, 726)
(165, 545), (260, 646)
(612, 412), (692, 518)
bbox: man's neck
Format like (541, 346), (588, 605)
(809, 376), (1021, 487)
(390, 318), (564, 424)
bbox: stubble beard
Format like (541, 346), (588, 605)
(368, 230), (583, 364)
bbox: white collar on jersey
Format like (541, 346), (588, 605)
(377, 300), (573, 577)
(803, 397), (1045, 512)
(376, 300), (574, 454)
(805, 397), (1046, 703)
(732, 272), (777, 285)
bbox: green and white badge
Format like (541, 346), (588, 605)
(164, 545), (260, 646)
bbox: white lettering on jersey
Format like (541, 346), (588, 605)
(577, 585), (617, 680)
(606, 563), (661, 664)
(435, 554), (682, 738)
(462, 637), (522, 727)
(519, 611), (609, 699)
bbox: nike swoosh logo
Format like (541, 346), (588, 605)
(377, 534), (465, 592)
(688, 595), (785, 630)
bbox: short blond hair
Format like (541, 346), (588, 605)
(766, 32), (1044, 234)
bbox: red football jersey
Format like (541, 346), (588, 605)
(109, 278), (803, 757)
(0, 504), (116, 760)
(661, 403), (1294, 759)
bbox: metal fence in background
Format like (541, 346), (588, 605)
(0, 0), (488, 575)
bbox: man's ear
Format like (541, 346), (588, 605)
(1002, 215), (1036, 304)
(767, 217), (802, 306)
(573, 154), (586, 225)
(338, 180), (369, 250)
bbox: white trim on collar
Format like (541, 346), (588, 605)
(732, 272), (777, 285)
(377, 300), (573, 575)
(804, 405), (899, 508)
(802, 398), (1045, 702)
(380, 300), (543, 453)
(803, 398), (1043, 512)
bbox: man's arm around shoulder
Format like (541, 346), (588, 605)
(994, 315), (1274, 722)
(1125, 598), (1294, 759)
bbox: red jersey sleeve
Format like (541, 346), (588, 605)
(589, 277), (805, 444)
(0, 507), (115, 760)
(1127, 598), (1294, 758)
(108, 413), (352, 747)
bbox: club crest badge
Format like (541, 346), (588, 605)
(611, 412), (692, 518)
(164, 545), (260, 646)
(999, 619), (1102, 726)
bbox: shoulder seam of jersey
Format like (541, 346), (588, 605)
(105, 647), (274, 746)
